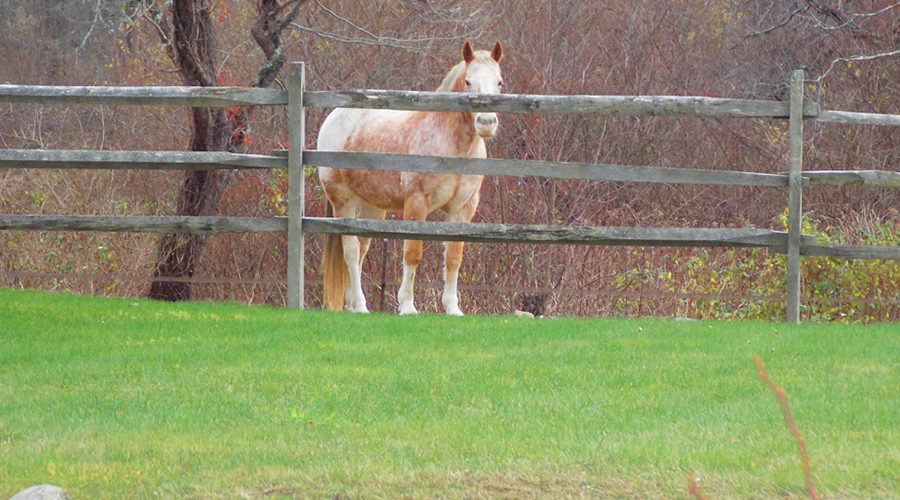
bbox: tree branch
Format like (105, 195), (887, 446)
(250, 0), (308, 89)
(129, 0), (178, 67)
(808, 2), (900, 31)
(804, 0), (848, 26)
(815, 48), (900, 83)
(746, 5), (809, 38)
(76, 0), (105, 53)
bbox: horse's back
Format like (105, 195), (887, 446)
(317, 108), (365, 151)
(318, 108), (413, 152)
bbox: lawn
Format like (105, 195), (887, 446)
(1, 288), (897, 498)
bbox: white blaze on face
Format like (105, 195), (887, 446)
(464, 58), (503, 139)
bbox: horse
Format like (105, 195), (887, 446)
(316, 41), (504, 315)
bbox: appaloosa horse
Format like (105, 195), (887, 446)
(317, 41), (504, 315)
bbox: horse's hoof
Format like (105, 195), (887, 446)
(446, 307), (464, 317)
(398, 303), (418, 315)
(346, 301), (369, 313)
(443, 298), (464, 316)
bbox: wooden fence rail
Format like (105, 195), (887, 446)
(303, 150), (792, 187)
(2, 148), (897, 188)
(0, 214), (812, 249)
(0, 149), (284, 171)
(1, 62), (898, 322)
(0, 85), (288, 106)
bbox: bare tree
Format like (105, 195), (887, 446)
(125, 0), (306, 301)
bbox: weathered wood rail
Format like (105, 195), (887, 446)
(1, 62), (898, 322)
(0, 214), (813, 249)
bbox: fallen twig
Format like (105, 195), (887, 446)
(687, 474), (708, 500)
(755, 355), (820, 500)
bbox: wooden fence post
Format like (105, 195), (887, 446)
(785, 69), (805, 323)
(286, 62), (305, 309)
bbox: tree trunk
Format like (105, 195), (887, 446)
(149, 0), (225, 301)
(148, 111), (231, 301)
(147, 0), (305, 301)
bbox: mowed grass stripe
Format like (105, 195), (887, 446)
(1, 289), (897, 498)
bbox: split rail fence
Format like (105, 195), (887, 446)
(1, 63), (898, 322)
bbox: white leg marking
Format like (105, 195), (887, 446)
(342, 235), (368, 313)
(397, 262), (418, 315)
(443, 243), (463, 316)
(442, 276), (462, 316)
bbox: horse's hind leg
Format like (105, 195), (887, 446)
(357, 202), (385, 267)
(345, 203), (384, 310)
(340, 233), (368, 313)
(334, 198), (368, 313)
(338, 201), (385, 313)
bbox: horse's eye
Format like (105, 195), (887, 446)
(464, 80), (471, 87)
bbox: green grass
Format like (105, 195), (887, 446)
(1, 289), (897, 498)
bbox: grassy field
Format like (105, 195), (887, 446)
(1, 289), (897, 498)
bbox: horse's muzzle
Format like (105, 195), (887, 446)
(475, 113), (499, 138)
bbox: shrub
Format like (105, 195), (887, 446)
(610, 209), (900, 323)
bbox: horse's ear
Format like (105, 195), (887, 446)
(491, 41), (503, 63)
(462, 41), (474, 63)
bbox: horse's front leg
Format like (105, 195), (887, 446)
(398, 194), (427, 315)
(442, 193), (479, 316)
(442, 240), (464, 316)
(398, 239), (422, 315)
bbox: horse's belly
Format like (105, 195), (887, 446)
(342, 170), (481, 214)
(344, 169), (406, 211)
(443, 174), (484, 212)
(412, 172), (483, 213)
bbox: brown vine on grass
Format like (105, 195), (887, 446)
(688, 357), (821, 499)
(687, 474), (708, 500)
(755, 355), (820, 500)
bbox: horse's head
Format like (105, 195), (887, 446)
(461, 41), (504, 139)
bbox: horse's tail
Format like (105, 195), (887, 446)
(322, 202), (347, 311)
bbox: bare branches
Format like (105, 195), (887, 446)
(734, 1), (899, 86)
(289, 0), (497, 51)
(815, 48), (900, 84)
(76, 0), (106, 53)
(124, 0), (305, 88)
(809, 2), (900, 31)
(804, 0), (847, 27)
(124, 1), (178, 71)
(741, 2), (899, 41)
(744, 4), (809, 38)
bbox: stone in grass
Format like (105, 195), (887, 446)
(9, 485), (69, 500)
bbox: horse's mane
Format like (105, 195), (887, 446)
(436, 50), (494, 91)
